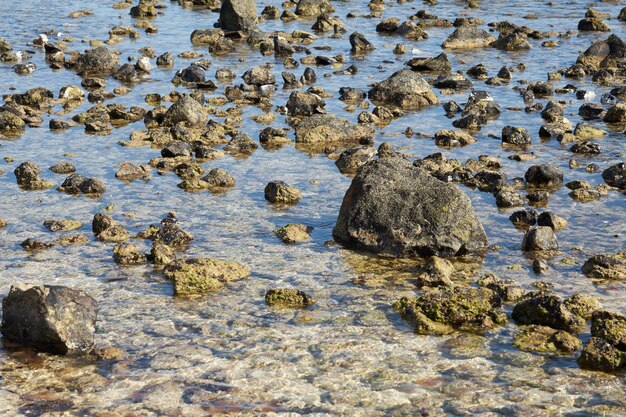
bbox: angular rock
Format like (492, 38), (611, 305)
(442, 26), (496, 49)
(521, 226), (558, 251)
(582, 252), (626, 280)
(514, 325), (581, 354)
(512, 293), (586, 334)
(264, 181), (301, 205)
(293, 114), (374, 147)
(219, 0), (258, 32)
(274, 224), (310, 243)
(368, 69), (439, 109)
(577, 337), (626, 372)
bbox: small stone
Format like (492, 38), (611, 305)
(273, 224), (310, 243)
(265, 288), (315, 307)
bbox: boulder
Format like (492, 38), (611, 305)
(264, 181), (301, 205)
(368, 69), (439, 109)
(1, 284), (97, 355)
(293, 114), (374, 148)
(406, 53), (451, 72)
(521, 226), (558, 251)
(295, 0), (333, 17)
(525, 164), (563, 189)
(165, 258), (250, 296)
(273, 224), (310, 243)
(219, 0), (258, 32)
(591, 310), (626, 350)
(576, 35), (625, 70)
(74, 46), (119, 75)
(582, 252), (626, 280)
(512, 293), (586, 334)
(163, 95), (206, 127)
(333, 158), (488, 257)
(335, 146), (377, 174)
(286, 91), (326, 117)
(577, 337), (626, 372)
(602, 162), (626, 190)
(502, 126), (531, 146)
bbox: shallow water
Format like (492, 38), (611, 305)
(0, 0), (625, 415)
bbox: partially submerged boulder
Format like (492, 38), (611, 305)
(368, 69), (439, 109)
(512, 293), (586, 334)
(394, 287), (507, 335)
(294, 114), (374, 148)
(219, 0), (258, 32)
(442, 26), (496, 49)
(333, 158), (488, 257)
(273, 224), (310, 243)
(577, 337), (626, 372)
(164, 258), (250, 296)
(514, 325), (581, 354)
(1, 284), (97, 355)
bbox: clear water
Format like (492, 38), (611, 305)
(0, 0), (625, 415)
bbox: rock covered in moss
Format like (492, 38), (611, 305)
(514, 325), (581, 354)
(273, 224), (310, 243)
(394, 287), (506, 335)
(476, 273), (524, 302)
(294, 114), (374, 149)
(416, 256), (454, 288)
(577, 337), (626, 372)
(93, 213), (130, 242)
(564, 293), (601, 320)
(582, 252), (626, 280)
(164, 258), (250, 296)
(14, 162), (54, 190)
(512, 293), (586, 334)
(44, 219), (82, 232)
(591, 310), (626, 350)
(333, 158), (488, 258)
(57, 173), (106, 195)
(113, 242), (147, 265)
(265, 288), (315, 307)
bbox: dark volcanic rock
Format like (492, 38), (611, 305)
(525, 164), (563, 189)
(577, 337), (626, 372)
(1, 284), (97, 355)
(521, 226), (558, 251)
(333, 158), (488, 257)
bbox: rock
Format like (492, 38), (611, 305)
(243, 65), (275, 86)
(509, 209), (538, 229)
(274, 224), (310, 243)
(416, 256), (454, 288)
(537, 212), (567, 232)
(0, 110), (26, 134)
(44, 219), (82, 232)
(393, 287), (507, 335)
(512, 293), (586, 334)
(564, 294), (601, 320)
(224, 132), (258, 155)
(579, 103), (605, 120)
(162, 141), (193, 158)
(406, 53), (451, 72)
(154, 218), (194, 248)
(0, 218), (6, 228)
(150, 242), (176, 265)
(574, 122), (605, 140)
(493, 32), (531, 50)
(525, 164), (563, 189)
(264, 181), (301, 205)
(433, 129), (476, 148)
(1, 284), (97, 355)
(335, 146), (377, 174)
(603, 103), (626, 123)
(115, 162), (151, 182)
(602, 163), (625, 190)
(295, 0), (333, 17)
(130, 0), (157, 18)
(333, 158), (488, 257)
(265, 288), (315, 307)
(442, 26), (496, 49)
(163, 95), (206, 127)
(432, 74), (472, 90)
(74, 46), (119, 75)
(591, 310), (626, 350)
(514, 325), (581, 354)
(21, 238), (54, 251)
(201, 168), (236, 191)
(293, 114), (374, 148)
(93, 213), (129, 243)
(576, 34), (625, 70)
(577, 337), (626, 372)
(571, 141), (600, 155)
(502, 126), (531, 146)
(368, 69), (439, 109)
(164, 258), (250, 295)
(14, 162), (54, 190)
(521, 226), (558, 252)
(57, 173), (106, 195)
(219, 0), (258, 32)
(50, 161), (76, 174)
(476, 273), (524, 302)
(578, 18), (610, 32)
(582, 252), (626, 280)
(350, 32), (374, 52)
(113, 242), (147, 265)
(286, 91), (326, 117)
(156, 52), (174, 67)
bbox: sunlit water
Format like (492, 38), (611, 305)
(0, 0), (625, 415)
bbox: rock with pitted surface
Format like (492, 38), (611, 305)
(163, 95), (206, 127)
(293, 114), (374, 148)
(1, 284), (98, 355)
(219, 0), (258, 32)
(602, 163), (625, 190)
(582, 252), (626, 280)
(369, 70), (438, 109)
(74, 46), (119, 75)
(512, 293), (586, 334)
(442, 26), (496, 49)
(165, 258), (250, 295)
(333, 158), (488, 257)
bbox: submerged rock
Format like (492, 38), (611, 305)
(394, 287), (506, 335)
(368, 69), (439, 109)
(164, 258), (250, 296)
(514, 325), (581, 354)
(582, 252), (626, 280)
(333, 158), (488, 257)
(1, 284), (97, 355)
(591, 310), (626, 350)
(577, 337), (626, 372)
(442, 26), (496, 49)
(265, 288), (315, 307)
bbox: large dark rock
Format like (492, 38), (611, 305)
(582, 252), (626, 280)
(163, 95), (206, 127)
(219, 0), (258, 32)
(333, 158), (488, 257)
(1, 284), (98, 355)
(368, 69), (439, 109)
(602, 162), (625, 190)
(74, 46), (119, 75)
(525, 164), (563, 189)
(576, 35), (626, 70)
(577, 337), (626, 372)
(512, 293), (586, 334)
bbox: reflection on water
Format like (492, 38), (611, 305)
(0, 0), (625, 415)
